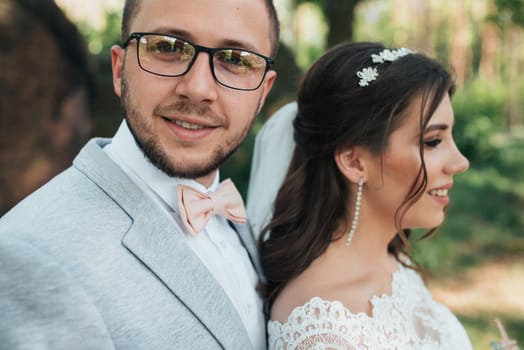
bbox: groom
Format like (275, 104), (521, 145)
(0, 0), (278, 349)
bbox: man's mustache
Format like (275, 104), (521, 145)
(154, 101), (220, 121)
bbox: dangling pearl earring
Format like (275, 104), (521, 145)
(346, 176), (364, 247)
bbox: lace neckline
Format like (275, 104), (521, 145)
(270, 262), (408, 326)
(267, 261), (473, 350)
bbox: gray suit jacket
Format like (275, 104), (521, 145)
(0, 139), (262, 350)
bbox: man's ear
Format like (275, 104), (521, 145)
(334, 147), (368, 183)
(111, 45), (125, 97)
(256, 70), (277, 114)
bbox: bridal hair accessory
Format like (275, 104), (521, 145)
(346, 176), (364, 246)
(356, 47), (415, 87)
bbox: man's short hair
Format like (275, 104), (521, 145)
(120, 0), (280, 57)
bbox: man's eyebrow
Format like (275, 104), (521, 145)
(150, 28), (260, 52)
(150, 28), (193, 40)
(219, 39), (261, 53)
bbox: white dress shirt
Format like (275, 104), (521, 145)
(104, 120), (266, 350)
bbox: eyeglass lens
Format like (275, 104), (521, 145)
(136, 34), (268, 90)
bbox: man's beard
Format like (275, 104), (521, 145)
(120, 77), (260, 179)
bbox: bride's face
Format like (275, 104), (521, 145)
(363, 94), (469, 230)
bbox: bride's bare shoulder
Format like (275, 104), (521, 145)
(270, 273), (368, 324)
(270, 276), (314, 324)
(269, 255), (402, 323)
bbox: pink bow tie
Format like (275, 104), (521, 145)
(177, 179), (247, 236)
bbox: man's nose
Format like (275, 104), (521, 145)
(174, 52), (218, 102)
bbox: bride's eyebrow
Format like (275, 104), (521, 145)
(424, 124), (448, 133)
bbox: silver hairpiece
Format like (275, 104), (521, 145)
(356, 47), (415, 87)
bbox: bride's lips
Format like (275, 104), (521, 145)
(428, 183), (452, 206)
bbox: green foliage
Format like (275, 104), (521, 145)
(295, 44), (326, 69)
(412, 149), (524, 274)
(353, 2), (397, 45)
(491, 0), (524, 28)
(221, 129), (257, 199)
(294, 0), (328, 8)
(78, 10), (121, 56)
(452, 78), (508, 166)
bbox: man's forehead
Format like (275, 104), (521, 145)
(131, 0), (272, 55)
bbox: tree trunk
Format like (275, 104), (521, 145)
(507, 27), (523, 128)
(449, 0), (472, 85)
(478, 22), (498, 81)
(325, 0), (361, 47)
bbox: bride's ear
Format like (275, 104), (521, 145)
(334, 147), (368, 183)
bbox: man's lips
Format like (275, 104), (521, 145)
(162, 116), (218, 130)
(161, 116), (218, 142)
(172, 119), (206, 130)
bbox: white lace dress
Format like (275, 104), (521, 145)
(267, 264), (473, 350)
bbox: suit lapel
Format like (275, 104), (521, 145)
(122, 217), (252, 349)
(73, 139), (253, 349)
(229, 221), (264, 283)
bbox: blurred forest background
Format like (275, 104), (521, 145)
(5, 0), (524, 347)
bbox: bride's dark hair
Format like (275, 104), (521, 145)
(259, 42), (455, 306)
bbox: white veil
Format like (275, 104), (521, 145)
(246, 102), (298, 239)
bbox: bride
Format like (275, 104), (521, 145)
(247, 42), (474, 349)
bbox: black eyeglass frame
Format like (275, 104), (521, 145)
(122, 32), (275, 91)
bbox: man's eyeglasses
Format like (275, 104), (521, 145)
(123, 32), (274, 91)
